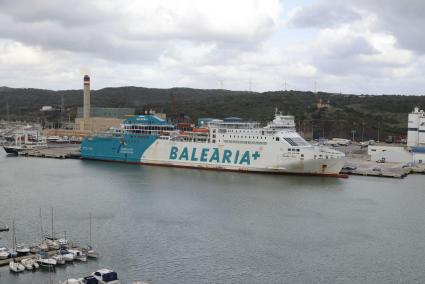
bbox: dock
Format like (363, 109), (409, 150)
(340, 146), (425, 178)
(0, 245), (81, 267)
(17, 144), (80, 159)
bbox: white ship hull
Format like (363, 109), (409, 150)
(141, 140), (346, 177)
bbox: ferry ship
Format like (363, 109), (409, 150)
(81, 111), (346, 177)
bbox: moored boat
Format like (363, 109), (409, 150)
(16, 243), (30, 256)
(68, 249), (87, 262)
(52, 254), (66, 265)
(36, 251), (57, 269)
(0, 222), (9, 232)
(0, 247), (9, 260)
(21, 258), (39, 270)
(91, 269), (120, 284)
(9, 258), (25, 273)
(59, 249), (75, 262)
(61, 279), (84, 284)
(81, 110), (346, 177)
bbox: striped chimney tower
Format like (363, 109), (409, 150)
(83, 75), (90, 118)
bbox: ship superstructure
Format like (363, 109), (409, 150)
(81, 111), (346, 177)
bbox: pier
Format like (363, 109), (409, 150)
(17, 144), (80, 159)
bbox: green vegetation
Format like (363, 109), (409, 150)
(1, 86), (424, 140)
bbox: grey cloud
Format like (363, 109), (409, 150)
(355, 0), (425, 53)
(288, 1), (362, 28)
(289, 0), (425, 54)
(324, 37), (377, 58)
(0, 0), (277, 64)
(313, 37), (382, 76)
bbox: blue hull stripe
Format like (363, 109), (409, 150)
(81, 134), (157, 162)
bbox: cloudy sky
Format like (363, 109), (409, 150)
(0, 0), (424, 94)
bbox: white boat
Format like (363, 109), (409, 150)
(0, 247), (9, 260)
(92, 269), (120, 283)
(61, 279), (84, 284)
(52, 254), (66, 265)
(58, 237), (69, 248)
(59, 249), (74, 262)
(68, 249), (87, 262)
(85, 213), (99, 259)
(8, 221), (20, 260)
(21, 258), (39, 270)
(86, 246), (99, 259)
(0, 222), (9, 232)
(36, 251), (57, 269)
(47, 135), (60, 142)
(9, 259), (25, 273)
(16, 243), (30, 256)
(46, 238), (60, 250)
(36, 256), (57, 269)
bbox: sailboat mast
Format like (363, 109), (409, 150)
(51, 207), (54, 239)
(89, 213), (92, 246)
(39, 208), (44, 240)
(12, 220), (15, 250)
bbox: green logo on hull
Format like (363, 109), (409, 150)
(169, 146), (260, 165)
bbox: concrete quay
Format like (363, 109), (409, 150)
(17, 144), (80, 159)
(6, 142), (425, 179)
(338, 143), (425, 178)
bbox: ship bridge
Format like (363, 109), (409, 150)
(122, 115), (174, 135)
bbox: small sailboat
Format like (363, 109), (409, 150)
(68, 249), (87, 262)
(85, 213), (99, 259)
(21, 258), (39, 270)
(0, 222), (9, 232)
(0, 247), (9, 260)
(9, 221), (25, 273)
(52, 253), (66, 265)
(9, 258), (25, 273)
(59, 249), (74, 262)
(16, 243), (31, 256)
(36, 251), (57, 269)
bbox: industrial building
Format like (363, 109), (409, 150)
(368, 107), (425, 164)
(45, 75), (137, 137)
(76, 107), (135, 119)
(74, 75), (136, 133)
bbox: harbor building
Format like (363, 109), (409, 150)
(407, 107), (425, 147)
(368, 107), (425, 164)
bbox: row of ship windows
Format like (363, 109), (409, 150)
(213, 129), (262, 134)
(125, 126), (173, 131)
(223, 140), (267, 145)
(169, 137), (209, 142)
(214, 134), (269, 140)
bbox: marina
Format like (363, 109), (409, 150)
(1, 154), (425, 283)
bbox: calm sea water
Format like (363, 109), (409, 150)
(1, 151), (425, 283)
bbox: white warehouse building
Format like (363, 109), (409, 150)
(369, 107), (425, 164)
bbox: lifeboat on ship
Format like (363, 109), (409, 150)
(192, 128), (209, 133)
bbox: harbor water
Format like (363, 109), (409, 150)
(1, 152), (425, 283)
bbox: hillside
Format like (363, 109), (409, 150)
(1, 86), (424, 140)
